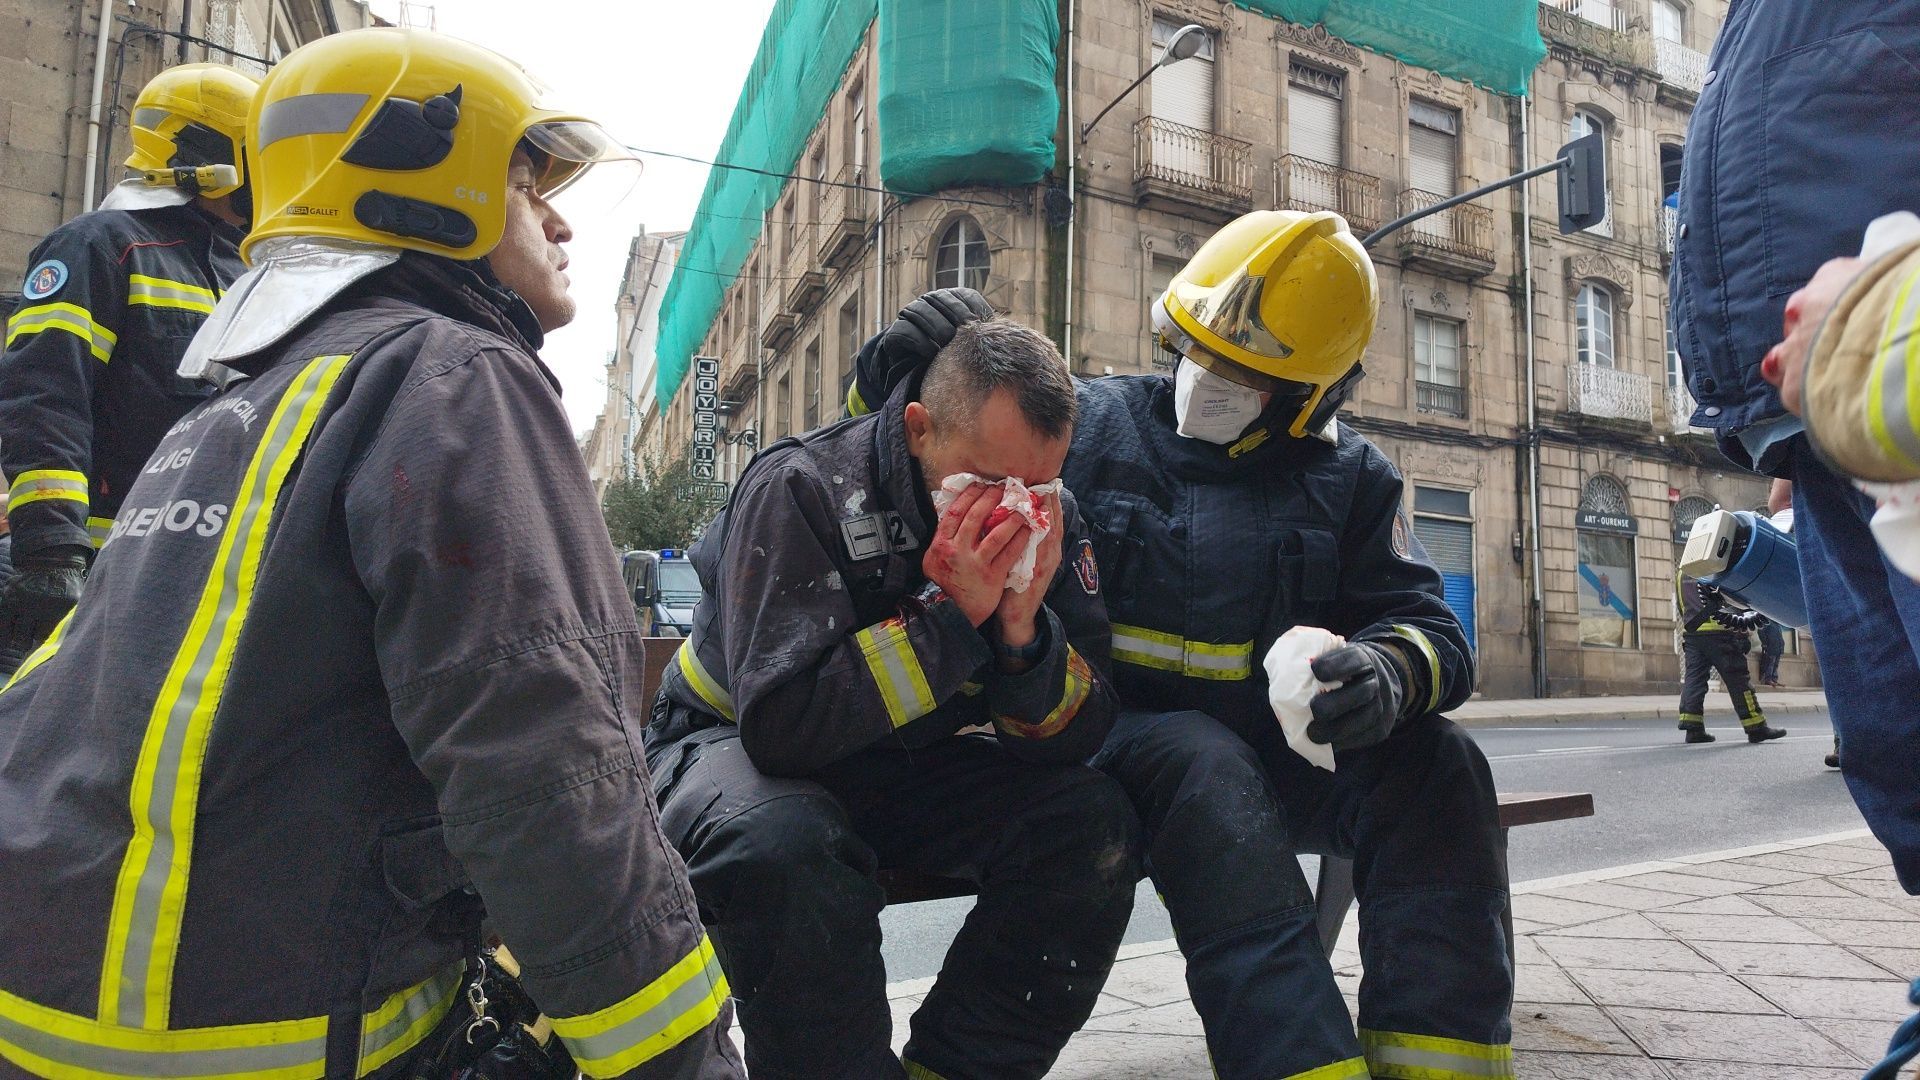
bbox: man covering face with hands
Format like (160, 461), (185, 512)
(648, 316), (1137, 1080)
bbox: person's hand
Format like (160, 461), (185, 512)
(879, 289), (995, 369)
(993, 489), (1063, 646)
(1761, 256), (1866, 416)
(1305, 642), (1406, 751)
(923, 484), (1031, 626)
(0, 546), (88, 677)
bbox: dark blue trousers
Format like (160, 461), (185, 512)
(1792, 444), (1920, 891)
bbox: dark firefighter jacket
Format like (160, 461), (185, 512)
(1678, 571), (1740, 636)
(1059, 375), (1474, 740)
(0, 254), (734, 1080)
(650, 380), (1116, 778)
(0, 203), (243, 556)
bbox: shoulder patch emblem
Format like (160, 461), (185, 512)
(23, 259), (67, 300)
(1391, 510), (1412, 560)
(1074, 537), (1100, 595)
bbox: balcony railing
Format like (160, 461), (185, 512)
(1545, 0), (1627, 33)
(1133, 117), (1254, 209)
(1662, 202), (1677, 256)
(1568, 363), (1653, 424)
(1654, 37), (1707, 95)
(1416, 380), (1466, 418)
(781, 219), (827, 312)
(1394, 189), (1495, 269)
(818, 163), (872, 268)
(1275, 155), (1382, 232)
(1667, 380), (1708, 434)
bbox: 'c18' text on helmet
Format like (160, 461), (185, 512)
(1154, 210), (1379, 439)
(127, 63), (258, 199)
(243, 27), (632, 264)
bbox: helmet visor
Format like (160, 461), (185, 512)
(523, 119), (638, 196)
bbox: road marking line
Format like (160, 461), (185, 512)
(1535, 745), (1610, 753)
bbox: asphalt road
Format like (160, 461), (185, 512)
(878, 709), (1860, 982)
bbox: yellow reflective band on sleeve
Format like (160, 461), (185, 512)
(996, 646), (1094, 740)
(98, 355), (351, 1031)
(1867, 261), (1920, 471)
(6, 303), (117, 362)
(1281, 1058), (1371, 1080)
(8, 470), (90, 514)
(0, 961), (461, 1080)
(126, 275), (216, 316)
(1390, 625), (1444, 714)
(675, 641), (736, 721)
(1360, 1029), (1514, 1080)
(1110, 623), (1252, 681)
(550, 934), (731, 1077)
(855, 616), (939, 727)
(1, 610), (71, 695)
(355, 963), (464, 1076)
(846, 381), (870, 417)
(902, 1060), (952, 1080)
(87, 517), (114, 550)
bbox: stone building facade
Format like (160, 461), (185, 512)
(585, 227), (683, 495)
(646, 0), (1817, 698)
(0, 0), (372, 291)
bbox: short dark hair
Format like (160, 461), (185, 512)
(920, 318), (1076, 440)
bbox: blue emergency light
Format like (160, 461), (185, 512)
(659, 549), (679, 558)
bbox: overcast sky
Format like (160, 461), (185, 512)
(369, 0), (781, 435)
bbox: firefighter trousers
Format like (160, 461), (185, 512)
(1679, 633), (1767, 729)
(648, 727), (1139, 1080)
(1090, 709), (1513, 1080)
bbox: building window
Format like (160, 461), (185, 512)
(1287, 61), (1344, 168)
(838, 295), (861, 413)
(1151, 17), (1216, 133)
(1673, 495), (1714, 547)
(804, 338), (821, 430)
(774, 369), (792, 438)
(1413, 313), (1464, 417)
(1577, 475), (1638, 648)
(1572, 0), (1620, 31)
(1567, 109), (1612, 235)
(934, 216), (990, 291)
(1408, 100), (1458, 199)
(1148, 254), (1183, 372)
(1653, 0), (1684, 44)
(847, 80), (868, 178)
(1575, 283), (1616, 368)
(1412, 486), (1477, 651)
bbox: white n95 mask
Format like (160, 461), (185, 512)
(1174, 358), (1265, 444)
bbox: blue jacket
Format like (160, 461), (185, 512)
(1672, 0), (1920, 474)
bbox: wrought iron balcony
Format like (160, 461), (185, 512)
(1275, 156), (1382, 232)
(1392, 189), (1495, 280)
(1654, 37), (1707, 96)
(1666, 380), (1710, 435)
(1662, 202), (1677, 258)
(818, 164), (872, 269)
(781, 219), (828, 313)
(1416, 380), (1466, 418)
(1568, 363), (1653, 425)
(1133, 117), (1254, 215)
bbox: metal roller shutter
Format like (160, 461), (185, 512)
(1288, 82), (1342, 165)
(1413, 516), (1477, 649)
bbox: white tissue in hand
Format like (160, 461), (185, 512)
(931, 473), (1063, 592)
(1264, 626), (1346, 772)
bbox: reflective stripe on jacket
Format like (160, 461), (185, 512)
(650, 377), (1117, 778)
(0, 255), (733, 1079)
(1060, 375), (1473, 737)
(0, 204), (242, 556)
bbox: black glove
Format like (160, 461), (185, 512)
(849, 288), (995, 414)
(1306, 642), (1408, 751)
(1724, 609), (1766, 631)
(0, 545), (88, 676)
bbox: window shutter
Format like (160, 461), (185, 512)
(1287, 83), (1342, 166)
(1151, 19), (1215, 131)
(1409, 126), (1456, 197)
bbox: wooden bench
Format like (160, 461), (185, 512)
(637, 638), (1595, 954)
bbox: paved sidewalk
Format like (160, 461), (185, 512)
(1449, 690), (1830, 728)
(883, 829), (1916, 1078)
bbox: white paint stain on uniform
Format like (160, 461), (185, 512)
(845, 489), (868, 514)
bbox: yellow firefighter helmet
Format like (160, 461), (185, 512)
(243, 27), (632, 263)
(1154, 210), (1379, 438)
(125, 63), (258, 198)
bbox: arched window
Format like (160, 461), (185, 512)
(934, 216), (990, 291)
(1673, 495), (1714, 545)
(1567, 108), (1613, 235)
(1576, 283), (1616, 368)
(1578, 474), (1638, 648)
(1582, 474), (1631, 515)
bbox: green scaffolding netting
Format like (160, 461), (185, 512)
(1236, 0), (1544, 95)
(877, 0), (1061, 194)
(655, 0), (1544, 404)
(653, 0), (878, 404)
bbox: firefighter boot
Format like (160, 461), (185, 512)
(1682, 723), (1716, 744)
(1746, 722), (1789, 743)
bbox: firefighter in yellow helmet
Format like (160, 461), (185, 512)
(0, 63), (255, 674)
(859, 209), (1512, 1079)
(0, 28), (742, 1079)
